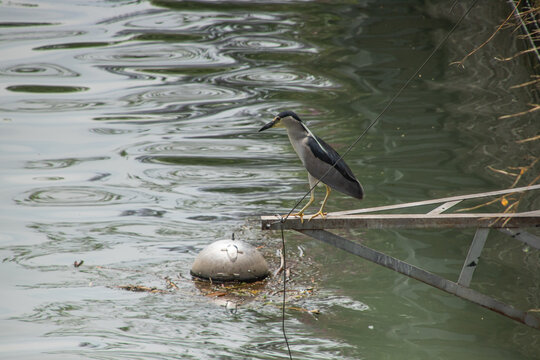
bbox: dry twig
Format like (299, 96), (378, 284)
(516, 134), (540, 143)
(274, 248), (285, 277)
(450, 0), (521, 67)
(495, 47), (539, 61)
(458, 157), (539, 215)
(487, 165), (519, 177)
(498, 103), (540, 119)
(164, 276), (179, 290)
(510, 75), (540, 89)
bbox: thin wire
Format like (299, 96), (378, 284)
(277, 0), (480, 224)
(280, 222), (293, 360)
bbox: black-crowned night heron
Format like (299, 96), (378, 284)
(259, 110), (364, 222)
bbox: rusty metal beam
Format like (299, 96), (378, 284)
(298, 229), (540, 330)
(262, 212), (540, 231)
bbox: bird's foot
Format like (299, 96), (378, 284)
(308, 210), (327, 222)
(290, 212), (305, 223)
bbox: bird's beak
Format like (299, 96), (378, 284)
(258, 117), (279, 132)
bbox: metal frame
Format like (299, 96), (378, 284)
(261, 184), (540, 329)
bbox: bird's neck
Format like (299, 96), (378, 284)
(284, 121), (307, 141)
(284, 121), (310, 160)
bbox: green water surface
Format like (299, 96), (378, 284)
(0, 1), (539, 359)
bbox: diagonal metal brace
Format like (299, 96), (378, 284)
(298, 228), (540, 330)
(499, 228), (540, 250)
(458, 228), (489, 287)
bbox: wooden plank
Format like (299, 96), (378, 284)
(261, 212), (540, 231)
(298, 229), (540, 329)
(458, 228), (489, 287)
(330, 184), (540, 216)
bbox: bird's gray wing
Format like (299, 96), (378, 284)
(307, 135), (358, 183)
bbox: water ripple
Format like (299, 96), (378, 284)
(122, 83), (250, 108)
(142, 166), (275, 185)
(0, 30), (84, 42)
(25, 156), (109, 170)
(123, 10), (284, 34)
(123, 11), (204, 29)
(0, 99), (108, 113)
(0, 63), (78, 77)
(137, 154), (256, 167)
(15, 186), (150, 207)
(89, 127), (136, 136)
(215, 66), (335, 89)
(34, 41), (112, 51)
(222, 35), (312, 52)
(76, 42), (235, 67)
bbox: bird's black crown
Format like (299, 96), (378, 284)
(277, 110), (302, 122)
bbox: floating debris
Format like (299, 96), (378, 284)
(117, 284), (167, 293)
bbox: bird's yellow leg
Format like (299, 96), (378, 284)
(290, 190), (315, 223)
(308, 185), (331, 221)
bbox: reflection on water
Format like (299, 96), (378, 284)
(1, 0), (539, 359)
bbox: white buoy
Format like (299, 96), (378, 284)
(191, 237), (269, 282)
